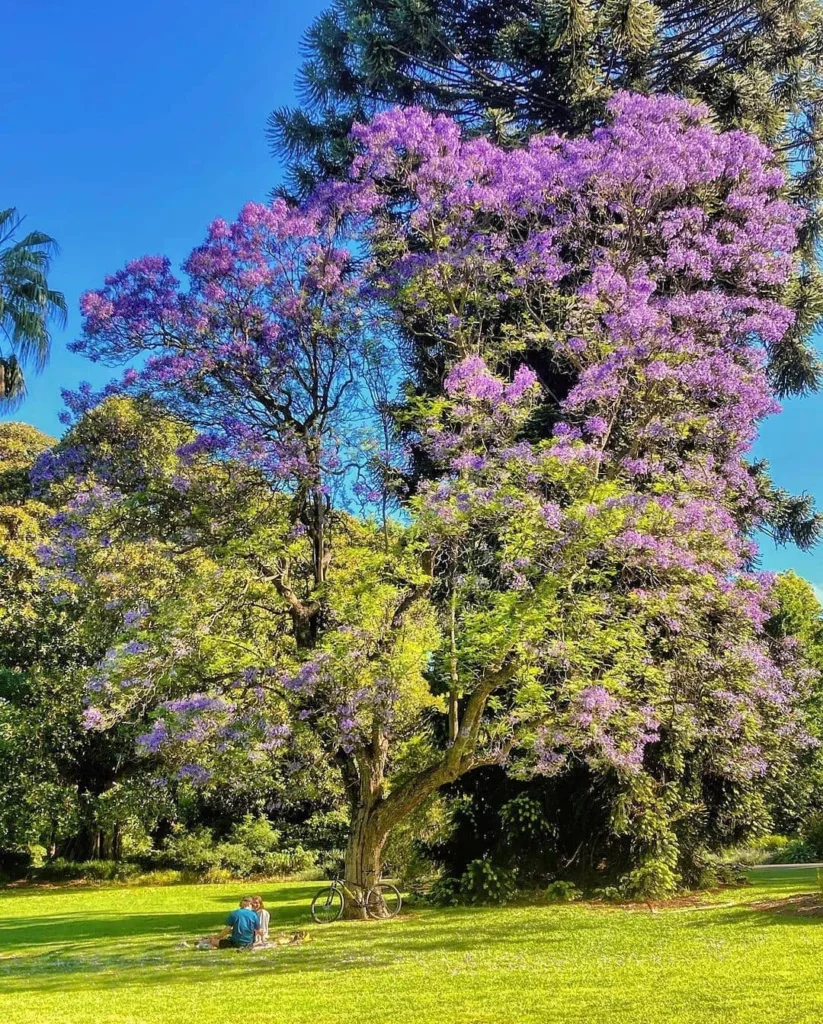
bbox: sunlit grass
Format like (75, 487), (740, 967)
(2, 868), (823, 1023)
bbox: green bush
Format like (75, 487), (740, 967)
(751, 834), (791, 853)
(802, 813), (823, 859)
(31, 859), (140, 883)
(459, 859), (517, 905)
(157, 830), (222, 874)
(592, 886), (623, 902)
(228, 815), (281, 856)
(213, 843), (256, 878)
(714, 864), (749, 886)
(83, 860), (141, 882)
(545, 880), (581, 902)
(287, 809), (350, 851)
(428, 875), (463, 906)
(621, 859), (679, 900)
(155, 820), (318, 878)
(313, 848), (345, 880)
(256, 846), (315, 877)
(780, 839), (818, 864)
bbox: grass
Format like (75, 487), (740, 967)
(2, 868), (823, 1023)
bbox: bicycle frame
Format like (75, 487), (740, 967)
(311, 869), (401, 923)
(328, 872), (378, 909)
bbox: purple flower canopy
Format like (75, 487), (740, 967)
(55, 92), (813, 786)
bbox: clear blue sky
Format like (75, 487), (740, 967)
(2, 0), (821, 589)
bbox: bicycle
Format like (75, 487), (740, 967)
(310, 870), (402, 923)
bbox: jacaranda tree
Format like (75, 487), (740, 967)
(56, 94), (815, 896)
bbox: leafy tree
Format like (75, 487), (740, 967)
(33, 397), (346, 852)
(273, 0), (823, 192)
(272, 0), (823, 403)
(58, 95), (818, 898)
(0, 209), (66, 406)
(761, 572), (823, 833)
(0, 408), (318, 864)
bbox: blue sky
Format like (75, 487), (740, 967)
(1, 0), (326, 428)
(1, 0), (821, 588)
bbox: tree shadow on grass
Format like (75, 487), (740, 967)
(0, 885), (321, 951)
(686, 891), (823, 931)
(680, 867), (823, 930)
(0, 904), (580, 994)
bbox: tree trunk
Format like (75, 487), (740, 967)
(343, 804), (386, 919)
(337, 661), (517, 918)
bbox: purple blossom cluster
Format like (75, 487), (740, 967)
(70, 199), (367, 499)
(347, 93), (798, 517)
(60, 92), (815, 797)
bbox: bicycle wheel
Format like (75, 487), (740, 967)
(310, 885), (344, 924)
(365, 883), (402, 919)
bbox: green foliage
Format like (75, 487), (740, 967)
(31, 859), (142, 883)
(154, 820), (316, 879)
(801, 812), (823, 859)
(156, 830), (222, 874)
(499, 794), (552, 841)
(778, 839), (819, 864)
(427, 874), (463, 906)
(282, 808), (350, 851)
(545, 880), (581, 902)
(458, 859), (518, 905)
(228, 815), (282, 856)
(592, 886), (623, 902)
(753, 835), (794, 854)
(0, 208), (67, 406)
(620, 860), (680, 901)
(0, 403), (344, 862)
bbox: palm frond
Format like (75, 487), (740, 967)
(0, 205), (66, 382)
(0, 354), (27, 409)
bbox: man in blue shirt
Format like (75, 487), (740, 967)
(216, 897), (261, 949)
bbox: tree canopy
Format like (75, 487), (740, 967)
(0, 208), (66, 406)
(32, 94), (816, 896)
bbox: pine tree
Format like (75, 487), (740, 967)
(271, 0), (823, 399)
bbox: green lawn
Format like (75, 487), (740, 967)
(1, 868), (822, 1023)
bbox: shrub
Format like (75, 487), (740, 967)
(751, 834), (792, 853)
(288, 809), (350, 851)
(228, 815), (281, 856)
(83, 860), (141, 882)
(592, 886), (623, 902)
(313, 849), (345, 880)
(157, 829), (222, 874)
(213, 843), (255, 878)
(154, 821), (318, 879)
(30, 859), (141, 883)
(802, 813), (823, 859)
(714, 865), (749, 886)
(256, 846), (315, 877)
(621, 859), (679, 900)
(428, 875), (463, 906)
(459, 859), (517, 905)
(545, 880), (581, 902)
(780, 839), (818, 864)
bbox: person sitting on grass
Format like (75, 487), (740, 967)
(251, 896), (270, 945)
(212, 897), (261, 950)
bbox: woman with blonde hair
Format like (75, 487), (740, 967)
(251, 895), (270, 944)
